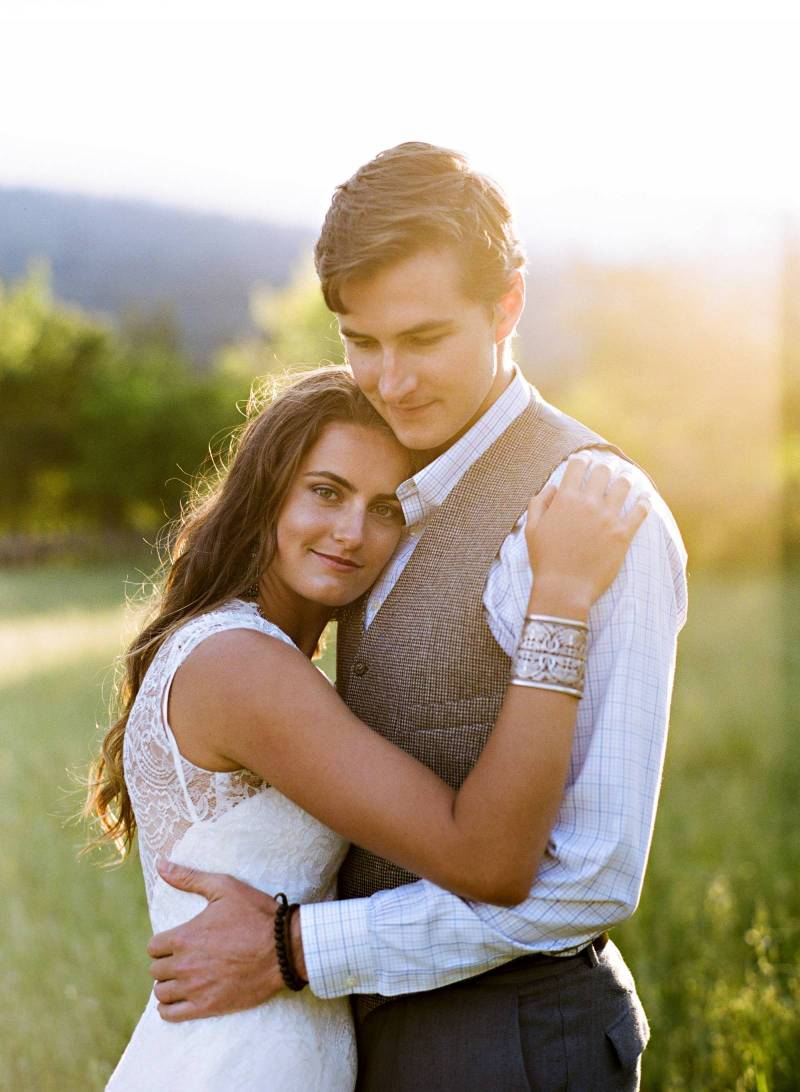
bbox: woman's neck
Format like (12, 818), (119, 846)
(256, 578), (331, 659)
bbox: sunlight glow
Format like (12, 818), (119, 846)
(0, 7), (798, 256)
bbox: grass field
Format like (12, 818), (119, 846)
(1, 562), (798, 1090)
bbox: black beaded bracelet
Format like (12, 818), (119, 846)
(274, 892), (307, 992)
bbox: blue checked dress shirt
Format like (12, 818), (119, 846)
(300, 367), (688, 999)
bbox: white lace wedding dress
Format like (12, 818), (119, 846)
(107, 599), (357, 1091)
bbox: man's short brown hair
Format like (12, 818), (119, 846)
(314, 142), (526, 313)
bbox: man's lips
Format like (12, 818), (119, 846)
(310, 550), (362, 571)
(386, 401), (434, 416)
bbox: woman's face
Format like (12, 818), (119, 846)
(266, 421), (411, 609)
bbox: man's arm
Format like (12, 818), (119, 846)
(301, 457), (688, 998)
(151, 457), (687, 1014)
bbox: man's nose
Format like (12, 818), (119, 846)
(377, 348), (416, 404)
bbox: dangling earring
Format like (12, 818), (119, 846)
(246, 546), (260, 599)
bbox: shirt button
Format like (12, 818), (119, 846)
(345, 976), (357, 988)
(353, 661), (368, 677)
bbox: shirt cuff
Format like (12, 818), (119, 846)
(298, 897), (375, 1000)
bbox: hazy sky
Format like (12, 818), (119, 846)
(2, 2), (799, 258)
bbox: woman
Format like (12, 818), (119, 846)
(87, 366), (649, 1090)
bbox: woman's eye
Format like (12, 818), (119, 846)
(372, 503), (402, 521)
(312, 485), (338, 501)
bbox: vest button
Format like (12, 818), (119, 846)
(353, 660), (368, 677)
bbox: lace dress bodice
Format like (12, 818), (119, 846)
(124, 598), (300, 910)
(109, 600), (356, 1091)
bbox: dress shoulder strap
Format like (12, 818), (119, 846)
(154, 600), (298, 819)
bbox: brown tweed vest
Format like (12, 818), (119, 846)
(336, 394), (645, 915)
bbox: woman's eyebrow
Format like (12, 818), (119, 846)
(303, 471), (353, 491)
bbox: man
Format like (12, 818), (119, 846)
(149, 142), (687, 1089)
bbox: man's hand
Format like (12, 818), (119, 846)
(147, 859), (307, 1022)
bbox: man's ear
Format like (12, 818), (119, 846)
(493, 272), (525, 344)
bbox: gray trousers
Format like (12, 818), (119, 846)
(354, 940), (649, 1091)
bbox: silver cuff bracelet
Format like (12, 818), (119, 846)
(510, 614), (589, 698)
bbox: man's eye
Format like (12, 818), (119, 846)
(409, 335), (443, 349)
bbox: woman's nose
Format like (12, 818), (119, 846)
(332, 505), (366, 548)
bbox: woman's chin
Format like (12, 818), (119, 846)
(302, 577), (373, 609)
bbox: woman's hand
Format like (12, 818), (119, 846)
(525, 455), (651, 617)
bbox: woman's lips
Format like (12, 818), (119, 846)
(310, 550), (362, 572)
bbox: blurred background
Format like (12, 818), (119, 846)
(1, 3), (798, 1088)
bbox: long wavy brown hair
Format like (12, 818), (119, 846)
(85, 366), (397, 856)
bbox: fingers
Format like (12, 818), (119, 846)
(582, 462), (612, 500)
(539, 482), (557, 509)
(603, 469), (651, 537)
(526, 482), (557, 532)
(623, 494), (652, 536)
(157, 1000), (204, 1024)
(564, 458), (639, 518)
(153, 979), (184, 1005)
(604, 472), (633, 509)
(157, 858), (224, 900)
(148, 954), (178, 980)
(147, 929), (178, 960)
(560, 453), (590, 490)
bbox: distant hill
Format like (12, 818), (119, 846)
(0, 187), (314, 359)
(0, 185), (586, 378)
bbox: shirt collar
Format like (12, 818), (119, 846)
(396, 365), (533, 529)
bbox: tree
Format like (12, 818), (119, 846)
(216, 261), (344, 380)
(0, 266), (244, 533)
(0, 264), (111, 529)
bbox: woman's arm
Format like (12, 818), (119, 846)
(169, 458), (649, 906)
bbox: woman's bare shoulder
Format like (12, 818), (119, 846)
(175, 625), (311, 694)
(168, 624), (328, 769)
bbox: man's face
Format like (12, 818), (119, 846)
(336, 248), (520, 457)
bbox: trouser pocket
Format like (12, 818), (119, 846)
(606, 1002), (649, 1069)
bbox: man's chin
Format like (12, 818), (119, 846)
(388, 422), (454, 456)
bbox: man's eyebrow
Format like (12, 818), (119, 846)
(340, 320), (453, 339)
